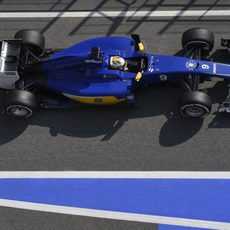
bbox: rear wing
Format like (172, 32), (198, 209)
(0, 39), (21, 89)
(0, 39), (21, 72)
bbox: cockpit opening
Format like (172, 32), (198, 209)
(109, 55), (147, 73)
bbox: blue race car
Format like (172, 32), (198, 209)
(0, 28), (230, 118)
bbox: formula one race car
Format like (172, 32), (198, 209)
(1, 28), (230, 118)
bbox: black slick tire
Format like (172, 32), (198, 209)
(178, 91), (212, 118)
(3, 90), (37, 118)
(182, 28), (214, 51)
(14, 30), (45, 56)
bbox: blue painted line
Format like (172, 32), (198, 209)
(158, 224), (209, 230)
(0, 179), (230, 222)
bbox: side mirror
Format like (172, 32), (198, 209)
(131, 34), (144, 52)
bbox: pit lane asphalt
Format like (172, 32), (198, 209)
(1, 1), (230, 229)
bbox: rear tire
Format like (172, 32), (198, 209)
(3, 90), (37, 118)
(14, 30), (45, 56)
(182, 28), (214, 51)
(178, 91), (212, 118)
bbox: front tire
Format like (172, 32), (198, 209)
(178, 91), (212, 118)
(3, 90), (37, 118)
(182, 28), (214, 51)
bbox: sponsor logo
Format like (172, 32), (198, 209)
(148, 68), (154, 72)
(186, 60), (198, 70)
(85, 59), (102, 64)
(159, 75), (167, 81)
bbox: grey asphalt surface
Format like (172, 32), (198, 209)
(1, 0), (230, 229)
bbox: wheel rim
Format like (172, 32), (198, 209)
(6, 105), (33, 117)
(182, 104), (209, 118)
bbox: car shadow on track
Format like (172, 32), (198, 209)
(0, 114), (28, 145)
(0, 49), (229, 146)
(0, 83), (204, 147)
(207, 49), (230, 129)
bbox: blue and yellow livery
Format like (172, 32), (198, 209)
(1, 28), (230, 118)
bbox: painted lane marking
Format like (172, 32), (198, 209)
(0, 199), (229, 230)
(1, 171), (230, 178)
(1, 172), (230, 229)
(158, 224), (207, 230)
(1, 177), (230, 225)
(0, 10), (230, 18)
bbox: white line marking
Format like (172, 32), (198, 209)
(1, 171), (230, 178)
(0, 10), (230, 18)
(213, 63), (217, 74)
(0, 199), (229, 230)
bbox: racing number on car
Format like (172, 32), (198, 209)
(201, 64), (209, 70)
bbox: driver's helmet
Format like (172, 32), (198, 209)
(110, 56), (126, 69)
